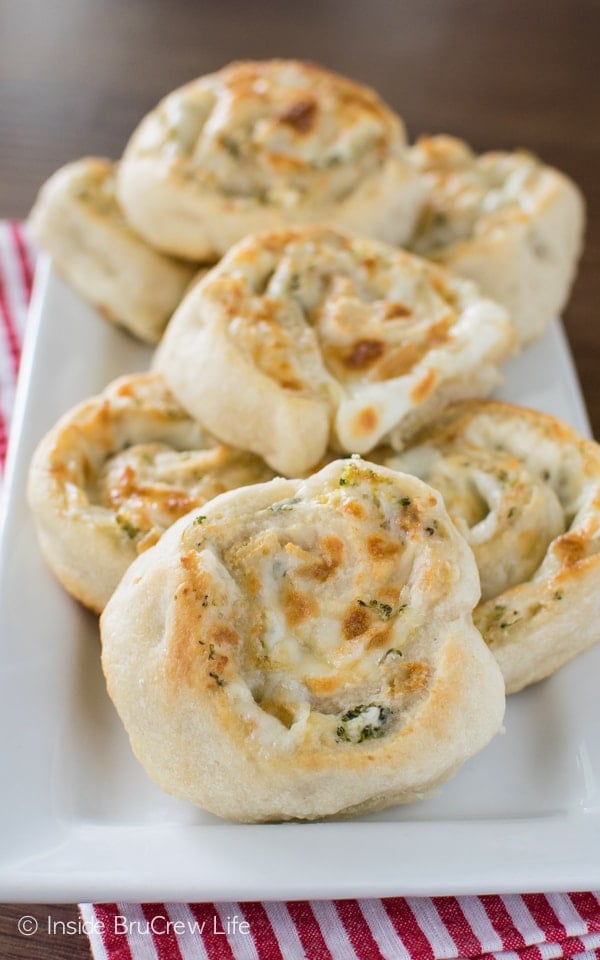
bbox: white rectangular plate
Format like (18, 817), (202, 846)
(1, 259), (599, 902)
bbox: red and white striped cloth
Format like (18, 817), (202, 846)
(79, 896), (600, 960)
(0, 220), (34, 473)
(2, 221), (600, 960)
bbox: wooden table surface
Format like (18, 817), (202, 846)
(1, 0), (598, 956)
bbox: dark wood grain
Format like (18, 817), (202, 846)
(0, 905), (89, 959)
(1, 1), (598, 955)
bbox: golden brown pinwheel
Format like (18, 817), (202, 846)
(117, 59), (423, 261)
(27, 373), (274, 612)
(156, 225), (515, 476)
(383, 400), (600, 692)
(408, 136), (585, 346)
(29, 158), (198, 343)
(100, 457), (505, 821)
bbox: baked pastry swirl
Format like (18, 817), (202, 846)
(100, 457), (505, 822)
(29, 158), (198, 343)
(156, 226), (515, 476)
(383, 400), (600, 693)
(27, 373), (274, 612)
(409, 136), (585, 345)
(117, 59), (424, 260)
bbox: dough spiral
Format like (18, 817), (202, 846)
(117, 59), (423, 260)
(29, 158), (198, 343)
(101, 457), (505, 822)
(156, 225), (515, 476)
(408, 136), (585, 345)
(383, 400), (600, 692)
(27, 373), (274, 612)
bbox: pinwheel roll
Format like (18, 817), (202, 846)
(383, 400), (600, 693)
(117, 59), (424, 261)
(408, 136), (585, 346)
(27, 373), (274, 613)
(156, 226), (515, 476)
(29, 158), (199, 343)
(101, 457), (505, 822)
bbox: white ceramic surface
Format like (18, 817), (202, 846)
(0, 260), (598, 901)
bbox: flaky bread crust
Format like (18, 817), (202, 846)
(409, 136), (585, 345)
(384, 400), (600, 693)
(28, 158), (198, 343)
(117, 59), (423, 260)
(27, 373), (274, 613)
(101, 458), (505, 822)
(156, 226), (515, 475)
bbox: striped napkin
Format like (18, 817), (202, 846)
(2, 220), (599, 960)
(0, 221), (33, 468)
(79, 897), (600, 959)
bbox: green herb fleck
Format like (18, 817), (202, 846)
(193, 515), (207, 525)
(357, 599), (395, 621)
(209, 671), (225, 687)
(380, 648), (403, 664)
(116, 516), (140, 539)
(339, 477), (348, 486)
(399, 497), (412, 506)
(343, 705), (372, 721)
(224, 138), (241, 157)
(336, 703), (392, 743)
(431, 211), (449, 228)
(553, 591), (564, 600)
(500, 614), (521, 629)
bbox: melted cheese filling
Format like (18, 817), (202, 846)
(210, 230), (512, 451)
(94, 442), (273, 551)
(49, 375), (274, 552)
(134, 61), (403, 204)
(183, 462), (463, 745)
(410, 137), (543, 257)
(385, 404), (600, 659)
(392, 444), (566, 601)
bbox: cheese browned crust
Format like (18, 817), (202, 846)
(100, 458), (505, 822)
(156, 226), (515, 475)
(117, 59), (424, 260)
(28, 158), (199, 343)
(27, 373), (274, 613)
(409, 136), (585, 345)
(383, 400), (600, 692)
